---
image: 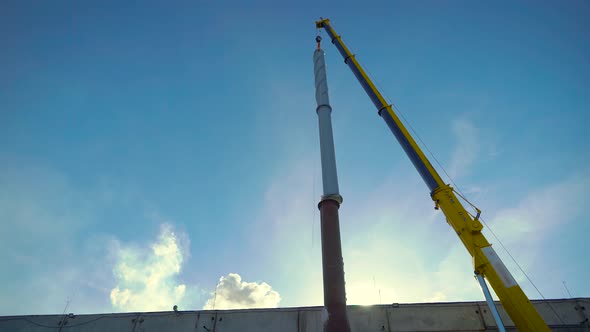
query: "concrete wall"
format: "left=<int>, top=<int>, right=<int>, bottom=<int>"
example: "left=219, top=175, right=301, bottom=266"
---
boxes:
left=1, top=298, right=588, bottom=332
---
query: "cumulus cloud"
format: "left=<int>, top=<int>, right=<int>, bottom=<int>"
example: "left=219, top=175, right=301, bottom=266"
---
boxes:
left=110, top=223, right=190, bottom=312
left=203, top=273, right=281, bottom=310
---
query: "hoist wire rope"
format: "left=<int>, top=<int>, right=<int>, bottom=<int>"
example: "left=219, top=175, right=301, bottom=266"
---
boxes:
left=352, top=51, right=566, bottom=324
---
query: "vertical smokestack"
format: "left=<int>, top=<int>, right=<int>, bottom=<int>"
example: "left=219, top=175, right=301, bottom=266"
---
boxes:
left=313, top=46, right=351, bottom=332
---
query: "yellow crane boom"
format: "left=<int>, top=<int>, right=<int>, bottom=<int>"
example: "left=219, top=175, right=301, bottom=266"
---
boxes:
left=315, top=18, right=550, bottom=331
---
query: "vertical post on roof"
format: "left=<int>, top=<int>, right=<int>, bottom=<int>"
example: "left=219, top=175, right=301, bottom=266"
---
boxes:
left=313, top=37, right=352, bottom=332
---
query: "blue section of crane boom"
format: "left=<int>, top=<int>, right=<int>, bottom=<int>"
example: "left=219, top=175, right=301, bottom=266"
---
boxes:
left=379, top=111, right=439, bottom=190
left=324, top=24, right=440, bottom=191
left=326, top=33, right=382, bottom=110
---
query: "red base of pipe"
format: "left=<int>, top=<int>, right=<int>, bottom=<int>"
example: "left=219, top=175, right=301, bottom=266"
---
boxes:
left=318, top=199, right=351, bottom=332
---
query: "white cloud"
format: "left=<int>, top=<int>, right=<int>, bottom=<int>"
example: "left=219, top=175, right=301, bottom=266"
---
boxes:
left=248, top=111, right=590, bottom=307
left=0, top=164, right=115, bottom=315
left=249, top=157, right=325, bottom=307
left=341, top=172, right=483, bottom=305
left=203, top=273, right=281, bottom=310
left=448, top=118, right=480, bottom=179
left=488, top=175, right=587, bottom=241
left=482, top=173, right=589, bottom=296
left=110, top=223, right=191, bottom=312
left=248, top=153, right=485, bottom=306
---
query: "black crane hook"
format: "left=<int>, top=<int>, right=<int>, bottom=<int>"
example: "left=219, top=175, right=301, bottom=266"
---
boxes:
left=316, top=35, right=322, bottom=49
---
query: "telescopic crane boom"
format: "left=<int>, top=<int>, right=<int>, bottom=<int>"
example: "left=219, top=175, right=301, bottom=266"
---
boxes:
left=315, top=18, right=550, bottom=332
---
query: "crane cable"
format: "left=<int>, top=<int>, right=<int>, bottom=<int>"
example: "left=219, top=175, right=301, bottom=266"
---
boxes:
left=355, top=53, right=567, bottom=325
left=395, top=100, right=567, bottom=325
left=392, top=100, right=567, bottom=326
left=316, top=25, right=323, bottom=50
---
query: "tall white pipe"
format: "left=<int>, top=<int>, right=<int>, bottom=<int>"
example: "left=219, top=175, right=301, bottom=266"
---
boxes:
left=314, top=48, right=340, bottom=198
left=314, top=45, right=351, bottom=332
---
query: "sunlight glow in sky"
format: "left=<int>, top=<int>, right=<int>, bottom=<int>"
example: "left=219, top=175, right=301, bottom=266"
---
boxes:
left=1, top=1, right=588, bottom=314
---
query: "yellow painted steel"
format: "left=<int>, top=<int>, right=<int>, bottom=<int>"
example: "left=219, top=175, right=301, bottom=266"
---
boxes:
left=433, top=185, right=550, bottom=331
left=317, top=18, right=550, bottom=332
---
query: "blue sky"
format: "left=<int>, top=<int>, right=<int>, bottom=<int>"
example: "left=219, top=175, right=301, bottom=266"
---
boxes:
left=1, top=0, right=588, bottom=315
